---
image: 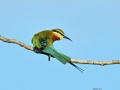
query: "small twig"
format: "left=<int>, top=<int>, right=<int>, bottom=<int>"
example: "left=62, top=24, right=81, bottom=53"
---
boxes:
left=0, top=35, right=120, bottom=66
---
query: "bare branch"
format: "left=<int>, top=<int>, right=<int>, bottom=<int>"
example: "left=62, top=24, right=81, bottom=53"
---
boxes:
left=0, top=35, right=120, bottom=66
left=0, top=35, right=33, bottom=51
left=70, top=59, right=120, bottom=66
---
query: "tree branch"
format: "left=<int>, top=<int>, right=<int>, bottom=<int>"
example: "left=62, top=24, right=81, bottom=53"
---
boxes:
left=0, top=35, right=33, bottom=51
left=0, top=35, right=120, bottom=66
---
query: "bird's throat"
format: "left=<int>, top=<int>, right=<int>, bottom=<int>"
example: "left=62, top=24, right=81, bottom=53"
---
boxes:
left=53, top=32, right=62, bottom=41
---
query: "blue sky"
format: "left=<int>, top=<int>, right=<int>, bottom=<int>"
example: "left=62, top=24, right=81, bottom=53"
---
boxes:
left=0, top=0, right=120, bottom=90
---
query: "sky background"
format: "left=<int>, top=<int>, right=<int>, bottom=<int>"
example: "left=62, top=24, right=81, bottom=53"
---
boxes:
left=0, top=0, right=120, bottom=90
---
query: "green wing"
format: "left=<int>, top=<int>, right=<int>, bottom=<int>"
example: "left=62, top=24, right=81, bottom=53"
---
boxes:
left=39, top=37, right=69, bottom=64
left=43, top=46, right=70, bottom=64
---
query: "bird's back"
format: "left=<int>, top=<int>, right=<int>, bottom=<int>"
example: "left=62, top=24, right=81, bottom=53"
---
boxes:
left=32, top=30, right=54, bottom=49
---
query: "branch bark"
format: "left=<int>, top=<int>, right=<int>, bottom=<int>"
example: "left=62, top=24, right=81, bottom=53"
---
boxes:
left=0, top=35, right=120, bottom=66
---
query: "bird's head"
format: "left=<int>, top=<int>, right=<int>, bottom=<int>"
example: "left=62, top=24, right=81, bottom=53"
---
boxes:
left=52, top=28, right=72, bottom=41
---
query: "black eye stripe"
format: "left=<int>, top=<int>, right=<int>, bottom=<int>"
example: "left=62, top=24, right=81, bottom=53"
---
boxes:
left=53, top=30, right=64, bottom=36
left=59, top=32, right=64, bottom=36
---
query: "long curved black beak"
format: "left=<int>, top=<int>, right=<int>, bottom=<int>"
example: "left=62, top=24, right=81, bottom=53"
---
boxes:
left=63, top=35, right=72, bottom=42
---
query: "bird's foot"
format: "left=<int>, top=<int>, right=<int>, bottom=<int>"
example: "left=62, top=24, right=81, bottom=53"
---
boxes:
left=48, top=55, right=51, bottom=61
left=33, top=47, right=42, bottom=54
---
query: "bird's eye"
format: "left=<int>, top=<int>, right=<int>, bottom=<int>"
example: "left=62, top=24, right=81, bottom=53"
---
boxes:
left=53, top=30, right=59, bottom=33
left=53, top=29, right=57, bottom=32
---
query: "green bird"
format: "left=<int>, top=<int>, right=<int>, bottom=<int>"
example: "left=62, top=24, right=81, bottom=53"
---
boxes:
left=32, top=28, right=84, bottom=72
